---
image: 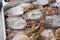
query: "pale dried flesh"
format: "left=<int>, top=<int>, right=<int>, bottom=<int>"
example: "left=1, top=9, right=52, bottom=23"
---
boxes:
left=5, top=0, right=60, bottom=40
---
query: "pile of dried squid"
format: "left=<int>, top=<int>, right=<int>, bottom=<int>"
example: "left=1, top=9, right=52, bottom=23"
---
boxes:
left=5, top=0, right=60, bottom=40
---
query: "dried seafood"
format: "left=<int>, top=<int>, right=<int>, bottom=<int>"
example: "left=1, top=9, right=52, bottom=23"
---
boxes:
left=33, top=0, right=49, bottom=5
left=23, top=10, right=43, bottom=20
left=45, top=15, right=60, bottom=28
left=12, top=32, right=30, bottom=40
left=41, top=29, right=56, bottom=40
left=6, top=17, right=27, bottom=29
left=5, top=3, right=32, bottom=16
left=5, top=0, right=60, bottom=40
